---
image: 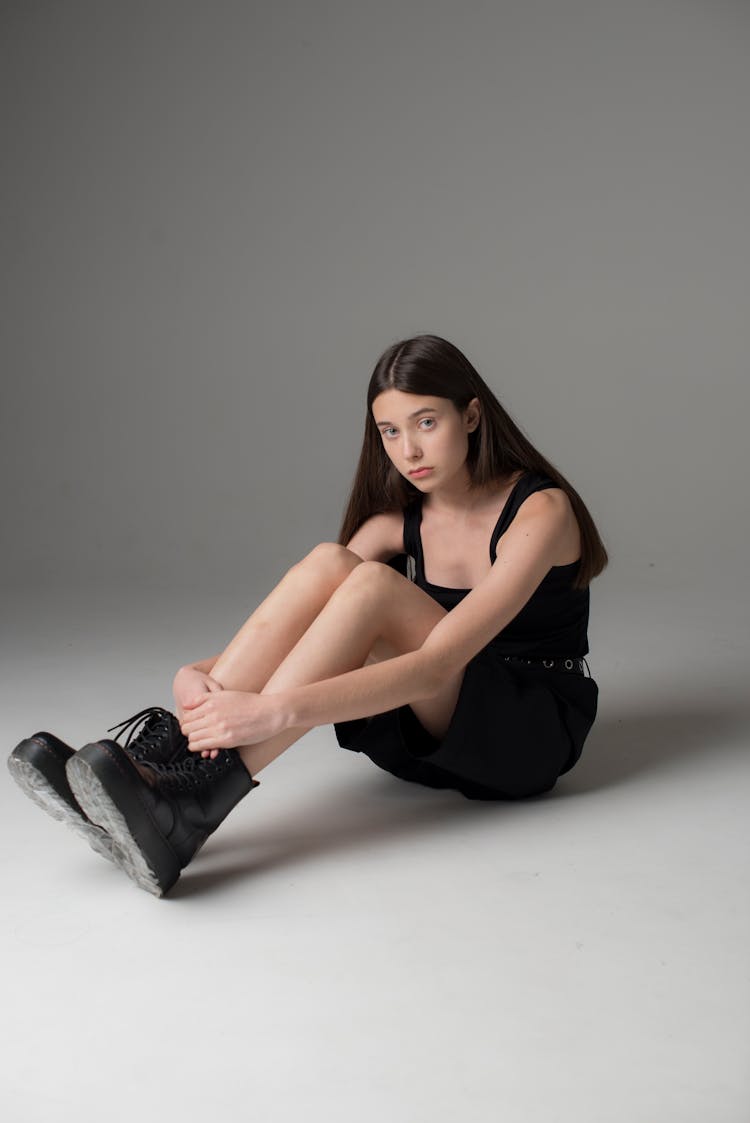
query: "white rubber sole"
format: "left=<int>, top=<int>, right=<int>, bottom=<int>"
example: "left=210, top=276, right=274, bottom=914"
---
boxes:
left=66, top=755, right=166, bottom=898
left=8, top=754, right=119, bottom=866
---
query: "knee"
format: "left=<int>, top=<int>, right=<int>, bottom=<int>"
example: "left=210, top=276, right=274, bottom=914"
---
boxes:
left=299, top=541, right=363, bottom=582
left=335, top=559, right=398, bottom=596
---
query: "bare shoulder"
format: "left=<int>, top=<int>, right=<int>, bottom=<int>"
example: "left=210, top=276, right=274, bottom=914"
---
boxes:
left=514, top=487, right=580, bottom=564
left=522, top=486, right=571, bottom=515
left=344, top=510, right=405, bottom=563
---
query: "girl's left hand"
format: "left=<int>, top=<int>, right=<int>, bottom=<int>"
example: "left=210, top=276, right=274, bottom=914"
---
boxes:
left=179, top=691, right=287, bottom=754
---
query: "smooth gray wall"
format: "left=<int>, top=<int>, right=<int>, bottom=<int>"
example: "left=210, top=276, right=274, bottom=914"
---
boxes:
left=2, top=0, right=749, bottom=596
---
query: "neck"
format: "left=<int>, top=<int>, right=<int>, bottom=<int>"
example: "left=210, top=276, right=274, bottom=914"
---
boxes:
left=423, top=471, right=522, bottom=517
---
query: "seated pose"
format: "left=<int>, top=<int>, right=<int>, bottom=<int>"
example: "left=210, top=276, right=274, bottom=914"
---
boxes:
left=8, top=333, right=607, bottom=897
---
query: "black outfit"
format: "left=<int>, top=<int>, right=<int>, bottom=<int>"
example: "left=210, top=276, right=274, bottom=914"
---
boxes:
left=333, top=471, right=599, bottom=800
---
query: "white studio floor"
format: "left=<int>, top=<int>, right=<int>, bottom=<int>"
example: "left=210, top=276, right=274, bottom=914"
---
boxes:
left=1, top=576, right=748, bottom=1123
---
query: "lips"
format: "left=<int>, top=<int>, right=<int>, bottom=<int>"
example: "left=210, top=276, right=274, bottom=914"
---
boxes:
left=408, top=467, right=433, bottom=476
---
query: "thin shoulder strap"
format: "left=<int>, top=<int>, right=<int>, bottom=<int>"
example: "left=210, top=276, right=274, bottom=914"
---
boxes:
left=402, top=498, right=422, bottom=582
left=489, top=472, right=556, bottom=562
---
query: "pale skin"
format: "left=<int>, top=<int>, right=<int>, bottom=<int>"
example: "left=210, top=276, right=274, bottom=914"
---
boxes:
left=177, top=389, right=582, bottom=776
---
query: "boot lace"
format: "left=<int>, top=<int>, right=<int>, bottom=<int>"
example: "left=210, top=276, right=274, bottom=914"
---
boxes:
left=107, top=706, right=192, bottom=764
left=142, top=751, right=237, bottom=793
left=106, top=705, right=238, bottom=788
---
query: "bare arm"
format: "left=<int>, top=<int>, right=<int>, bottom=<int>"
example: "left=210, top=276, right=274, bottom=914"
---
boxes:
left=284, top=648, right=441, bottom=728
left=186, top=492, right=570, bottom=735
left=284, top=490, right=570, bottom=729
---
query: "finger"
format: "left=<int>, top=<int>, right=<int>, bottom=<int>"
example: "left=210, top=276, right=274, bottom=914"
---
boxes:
left=181, top=713, right=208, bottom=734
left=188, top=735, right=217, bottom=753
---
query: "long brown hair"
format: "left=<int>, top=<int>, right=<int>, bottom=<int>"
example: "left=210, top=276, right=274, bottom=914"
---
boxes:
left=337, top=334, right=608, bottom=589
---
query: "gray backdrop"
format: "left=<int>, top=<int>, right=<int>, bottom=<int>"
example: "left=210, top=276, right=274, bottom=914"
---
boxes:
left=2, top=8, right=749, bottom=1117
left=2, top=0, right=749, bottom=599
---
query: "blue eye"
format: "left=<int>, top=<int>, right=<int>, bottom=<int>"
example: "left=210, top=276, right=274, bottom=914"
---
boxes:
left=381, top=419, right=435, bottom=439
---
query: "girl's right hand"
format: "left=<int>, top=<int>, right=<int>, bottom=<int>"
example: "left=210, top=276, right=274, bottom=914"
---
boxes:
left=172, top=665, right=224, bottom=730
left=173, top=666, right=225, bottom=759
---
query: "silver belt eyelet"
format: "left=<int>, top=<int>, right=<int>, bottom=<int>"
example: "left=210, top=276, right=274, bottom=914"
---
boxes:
left=543, top=659, right=554, bottom=668
left=565, top=659, right=574, bottom=670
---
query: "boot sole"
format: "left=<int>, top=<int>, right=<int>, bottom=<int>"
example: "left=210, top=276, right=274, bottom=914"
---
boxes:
left=8, top=750, right=119, bottom=866
left=67, top=744, right=181, bottom=898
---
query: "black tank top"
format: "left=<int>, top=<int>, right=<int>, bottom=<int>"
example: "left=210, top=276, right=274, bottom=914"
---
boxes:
left=401, top=471, right=591, bottom=657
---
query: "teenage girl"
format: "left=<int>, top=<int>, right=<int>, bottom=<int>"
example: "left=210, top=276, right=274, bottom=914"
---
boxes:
left=9, top=334, right=607, bottom=896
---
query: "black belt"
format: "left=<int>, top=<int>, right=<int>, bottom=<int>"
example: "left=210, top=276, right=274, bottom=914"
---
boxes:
left=500, top=655, right=589, bottom=676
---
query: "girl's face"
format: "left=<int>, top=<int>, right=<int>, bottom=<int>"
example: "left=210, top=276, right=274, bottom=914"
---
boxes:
left=371, top=389, right=480, bottom=491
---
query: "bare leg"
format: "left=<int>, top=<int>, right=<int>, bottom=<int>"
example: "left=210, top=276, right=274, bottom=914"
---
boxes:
left=209, top=560, right=464, bottom=777
left=205, top=542, right=365, bottom=693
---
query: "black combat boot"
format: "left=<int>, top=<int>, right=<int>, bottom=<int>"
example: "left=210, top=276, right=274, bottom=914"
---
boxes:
left=7, top=707, right=200, bottom=867
left=8, top=733, right=117, bottom=864
left=66, top=737, right=259, bottom=897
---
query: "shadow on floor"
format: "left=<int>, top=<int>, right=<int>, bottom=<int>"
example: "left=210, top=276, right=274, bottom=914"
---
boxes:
left=561, top=691, right=749, bottom=794
left=170, top=775, right=503, bottom=898
left=169, top=688, right=750, bottom=899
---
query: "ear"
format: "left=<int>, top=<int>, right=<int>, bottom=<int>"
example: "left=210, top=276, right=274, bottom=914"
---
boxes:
left=465, top=397, right=480, bottom=432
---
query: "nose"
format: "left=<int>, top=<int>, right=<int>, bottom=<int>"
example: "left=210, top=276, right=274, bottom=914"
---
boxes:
left=402, top=432, right=421, bottom=461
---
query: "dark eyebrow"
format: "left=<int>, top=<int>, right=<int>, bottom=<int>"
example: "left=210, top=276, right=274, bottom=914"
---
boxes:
left=374, top=407, right=438, bottom=427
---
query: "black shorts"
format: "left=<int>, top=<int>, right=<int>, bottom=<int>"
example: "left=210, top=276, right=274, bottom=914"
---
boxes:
left=333, top=647, right=599, bottom=801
